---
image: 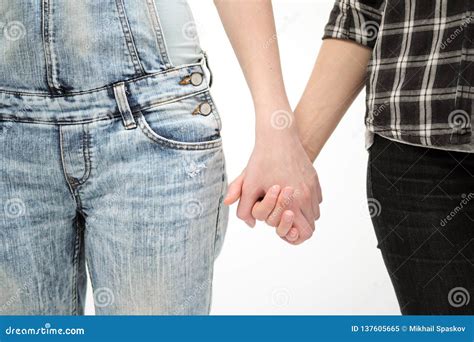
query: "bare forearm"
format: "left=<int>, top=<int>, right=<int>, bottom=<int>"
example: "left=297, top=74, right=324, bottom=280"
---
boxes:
left=295, top=39, right=372, bottom=161
left=214, top=0, right=292, bottom=139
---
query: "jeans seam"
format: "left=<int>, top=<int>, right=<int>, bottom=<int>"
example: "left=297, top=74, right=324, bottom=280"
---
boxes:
left=136, top=112, right=223, bottom=150
left=71, top=216, right=82, bottom=315
left=0, top=88, right=209, bottom=125
left=204, top=92, right=222, bottom=132
left=145, top=0, right=172, bottom=68
left=0, top=62, right=203, bottom=97
left=59, top=126, right=91, bottom=200
left=75, top=125, right=92, bottom=186
left=59, top=126, right=78, bottom=198
left=41, top=0, right=62, bottom=93
left=213, top=157, right=226, bottom=258
left=114, top=0, right=146, bottom=75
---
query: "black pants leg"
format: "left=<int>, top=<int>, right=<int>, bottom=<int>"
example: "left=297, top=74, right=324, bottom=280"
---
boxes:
left=367, top=134, right=474, bottom=314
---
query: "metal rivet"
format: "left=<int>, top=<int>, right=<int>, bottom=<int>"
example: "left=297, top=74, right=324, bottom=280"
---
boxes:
left=190, top=73, right=203, bottom=86
left=199, top=102, right=212, bottom=116
left=179, top=76, right=191, bottom=85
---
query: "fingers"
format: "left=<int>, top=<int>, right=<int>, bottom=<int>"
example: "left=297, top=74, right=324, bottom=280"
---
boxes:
left=276, top=210, right=294, bottom=237
left=237, top=187, right=264, bottom=228
left=285, top=228, right=299, bottom=242
left=310, top=182, right=321, bottom=221
left=288, top=211, right=314, bottom=245
left=224, top=172, right=245, bottom=205
left=252, top=185, right=281, bottom=221
left=315, top=172, right=323, bottom=204
left=266, top=187, right=295, bottom=227
left=301, top=205, right=316, bottom=231
left=296, top=186, right=317, bottom=229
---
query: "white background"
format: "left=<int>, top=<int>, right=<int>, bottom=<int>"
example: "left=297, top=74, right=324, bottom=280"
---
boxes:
left=85, top=0, right=400, bottom=315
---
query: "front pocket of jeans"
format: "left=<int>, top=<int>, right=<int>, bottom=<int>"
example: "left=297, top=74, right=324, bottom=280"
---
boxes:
left=136, top=91, right=222, bottom=150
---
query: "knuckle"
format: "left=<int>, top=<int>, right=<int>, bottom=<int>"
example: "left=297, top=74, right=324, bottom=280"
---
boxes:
left=265, top=218, right=278, bottom=227
left=236, top=212, right=249, bottom=221
left=278, top=196, right=289, bottom=208
left=301, top=230, right=313, bottom=240
left=299, top=187, right=310, bottom=201
left=276, top=229, right=286, bottom=238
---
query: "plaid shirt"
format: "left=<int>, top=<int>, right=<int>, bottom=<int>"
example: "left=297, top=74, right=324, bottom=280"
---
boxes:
left=323, top=0, right=473, bottom=146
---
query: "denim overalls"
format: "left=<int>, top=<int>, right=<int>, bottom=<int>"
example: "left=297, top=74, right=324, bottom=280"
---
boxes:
left=0, top=0, right=228, bottom=315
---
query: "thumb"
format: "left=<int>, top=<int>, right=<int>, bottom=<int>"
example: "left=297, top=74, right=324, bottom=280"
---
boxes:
left=224, top=171, right=245, bottom=205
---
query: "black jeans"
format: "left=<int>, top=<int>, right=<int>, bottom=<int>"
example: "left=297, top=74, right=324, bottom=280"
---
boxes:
left=367, top=134, right=474, bottom=315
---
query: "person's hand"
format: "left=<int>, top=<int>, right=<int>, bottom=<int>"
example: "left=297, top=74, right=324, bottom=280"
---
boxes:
left=226, top=181, right=303, bottom=243
left=225, top=110, right=322, bottom=245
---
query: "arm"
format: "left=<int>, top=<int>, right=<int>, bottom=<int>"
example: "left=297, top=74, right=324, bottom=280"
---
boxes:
left=296, top=0, right=385, bottom=160
left=215, top=0, right=320, bottom=244
left=214, top=0, right=289, bottom=120
left=296, top=39, right=372, bottom=161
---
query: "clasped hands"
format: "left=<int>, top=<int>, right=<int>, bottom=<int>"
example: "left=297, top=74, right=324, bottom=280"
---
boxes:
left=224, top=109, right=322, bottom=245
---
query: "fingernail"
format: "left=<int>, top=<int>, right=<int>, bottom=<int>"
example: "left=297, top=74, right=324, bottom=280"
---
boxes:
left=245, top=220, right=255, bottom=228
left=284, top=213, right=293, bottom=223
left=270, top=185, right=280, bottom=195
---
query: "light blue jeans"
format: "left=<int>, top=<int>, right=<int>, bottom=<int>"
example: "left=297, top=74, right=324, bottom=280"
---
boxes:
left=0, top=0, right=228, bottom=315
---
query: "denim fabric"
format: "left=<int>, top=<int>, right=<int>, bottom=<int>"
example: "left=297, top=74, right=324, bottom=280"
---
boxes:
left=0, top=0, right=228, bottom=315
left=367, top=134, right=474, bottom=314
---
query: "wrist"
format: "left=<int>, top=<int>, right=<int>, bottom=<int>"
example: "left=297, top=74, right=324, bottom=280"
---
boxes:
left=255, top=111, right=298, bottom=142
left=301, top=141, right=319, bottom=162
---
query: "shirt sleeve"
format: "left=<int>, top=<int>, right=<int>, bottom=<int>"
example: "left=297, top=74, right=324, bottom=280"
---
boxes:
left=323, top=0, right=386, bottom=49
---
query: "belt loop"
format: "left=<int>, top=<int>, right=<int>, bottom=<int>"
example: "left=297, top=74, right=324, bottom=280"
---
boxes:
left=113, top=83, right=137, bottom=130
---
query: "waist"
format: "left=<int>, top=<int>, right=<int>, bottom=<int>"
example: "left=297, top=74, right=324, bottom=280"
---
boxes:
left=0, top=61, right=210, bottom=124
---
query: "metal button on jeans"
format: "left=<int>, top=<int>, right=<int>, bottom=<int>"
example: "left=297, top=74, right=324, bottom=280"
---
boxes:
left=193, top=102, right=212, bottom=116
left=190, top=73, right=203, bottom=86
left=179, top=73, right=204, bottom=86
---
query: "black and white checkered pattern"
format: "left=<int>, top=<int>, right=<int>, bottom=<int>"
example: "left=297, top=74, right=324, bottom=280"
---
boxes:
left=324, top=0, right=473, bottom=146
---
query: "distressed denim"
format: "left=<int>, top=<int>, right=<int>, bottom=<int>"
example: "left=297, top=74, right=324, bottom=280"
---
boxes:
left=0, top=0, right=228, bottom=315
